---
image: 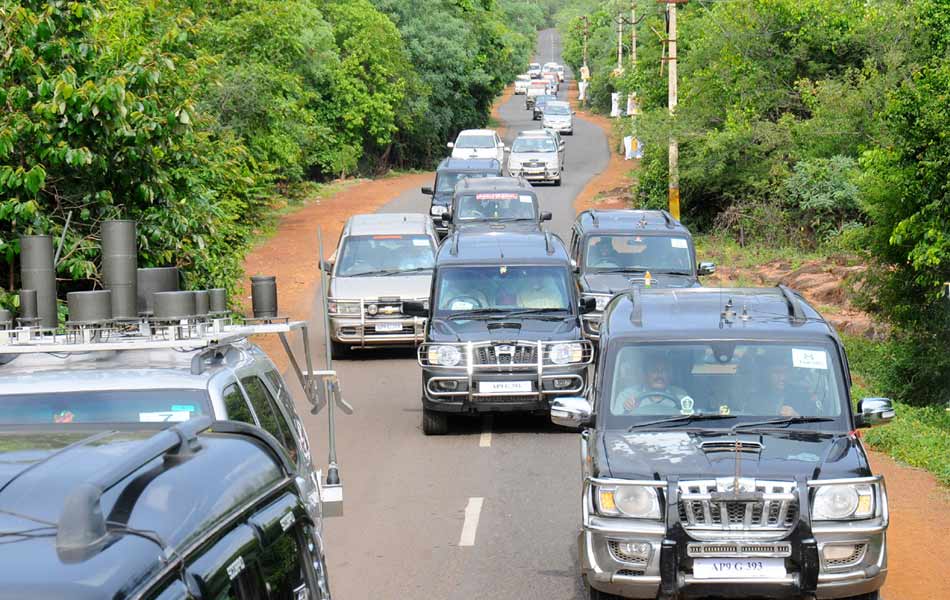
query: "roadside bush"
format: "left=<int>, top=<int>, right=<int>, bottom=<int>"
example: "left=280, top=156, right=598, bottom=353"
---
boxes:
left=781, top=156, right=863, bottom=244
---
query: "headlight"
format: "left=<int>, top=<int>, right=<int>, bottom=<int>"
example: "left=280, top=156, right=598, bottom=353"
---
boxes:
left=329, top=301, right=360, bottom=315
left=596, top=485, right=661, bottom=519
left=813, top=483, right=875, bottom=520
left=430, top=205, right=447, bottom=216
left=427, top=345, right=461, bottom=366
left=549, top=342, right=584, bottom=364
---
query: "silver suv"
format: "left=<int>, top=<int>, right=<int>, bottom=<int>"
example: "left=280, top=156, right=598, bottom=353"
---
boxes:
left=324, top=213, right=439, bottom=358
left=508, top=132, right=564, bottom=185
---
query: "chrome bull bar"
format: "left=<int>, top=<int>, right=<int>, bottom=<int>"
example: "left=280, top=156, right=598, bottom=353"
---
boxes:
left=328, top=297, right=427, bottom=347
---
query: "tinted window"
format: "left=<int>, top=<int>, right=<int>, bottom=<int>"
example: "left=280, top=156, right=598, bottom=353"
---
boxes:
left=242, top=377, right=297, bottom=462
left=435, top=266, right=572, bottom=313
left=0, top=389, right=210, bottom=425
left=604, top=342, right=846, bottom=426
left=455, top=192, right=538, bottom=221
left=258, top=525, right=313, bottom=599
left=335, top=235, right=435, bottom=277
left=223, top=384, right=255, bottom=425
left=585, top=234, right=693, bottom=274
left=435, top=171, right=491, bottom=193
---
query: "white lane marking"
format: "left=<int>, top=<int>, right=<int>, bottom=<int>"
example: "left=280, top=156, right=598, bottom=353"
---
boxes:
left=479, top=416, right=493, bottom=447
left=458, top=497, right=484, bottom=547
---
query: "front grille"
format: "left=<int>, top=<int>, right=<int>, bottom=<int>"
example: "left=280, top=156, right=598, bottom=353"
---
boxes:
left=475, top=344, right=537, bottom=366
left=678, top=479, right=798, bottom=540
left=824, top=544, right=867, bottom=569
left=616, top=569, right=645, bottom=577
left=608, top=541, right=649, bottom=565
left=365, top=324, right=413, bottom=334
left=687, top=542, right=792, bottom=558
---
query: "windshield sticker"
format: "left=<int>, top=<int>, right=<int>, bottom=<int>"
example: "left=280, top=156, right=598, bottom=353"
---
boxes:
left=475, top=193, right=518, bottom=201
left=171, top=405, right=195, bottom=412
left=671, top=238, right=688, bottom=248
left=691, top=363, right=737, bottom=374
left=139, top=411, right=192, bottom=423
left=372, top=235, right=403, bottom=240
left=792, top=348, right=828, bottom=370
left=450, top=300, right=475, bottom=310
left=679, top=396, right=695, bottom=415
left=412, top=239, right=429, bottom=247
left=719, top=404, right=731, bottom=415
left=519, top=194, right=533, bottom=203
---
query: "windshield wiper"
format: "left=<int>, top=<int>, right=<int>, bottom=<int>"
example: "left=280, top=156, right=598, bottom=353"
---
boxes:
left=653, top=270, right=692, bottom=276
left=731, top=416, right=835, bottom=432
left=501, top=308, right=570, bottom=319
left=445, top=308, right=508, bottom=320
left=627, top=413, right=736, bottom=431
left=346, top=267, right=431, bottom=277
left=591, top=267, right=648, bottom=274
left=380, top=267, right=432, bottom=276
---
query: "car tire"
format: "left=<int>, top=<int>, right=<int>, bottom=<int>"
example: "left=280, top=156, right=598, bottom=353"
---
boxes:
left=422, top=408, right=449, bottom=435
left=330, top=341, right=352, bottom=361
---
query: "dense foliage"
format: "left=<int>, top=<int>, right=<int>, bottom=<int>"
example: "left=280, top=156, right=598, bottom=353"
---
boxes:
left=0, top=0, right=532, bottom=303
left=558, top=0, right=949, bottom=406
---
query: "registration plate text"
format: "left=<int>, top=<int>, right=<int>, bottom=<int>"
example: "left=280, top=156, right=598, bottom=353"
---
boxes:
left=478, top=381, right=532, bottom=394
left=692, top=557, right=786, bottom=579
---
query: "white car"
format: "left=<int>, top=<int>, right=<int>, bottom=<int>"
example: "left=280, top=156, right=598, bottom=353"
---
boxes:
left=527, top=62, right=542, bottom=79
left=507, top=133, right=564, bottom=186
left=448, top=129, right=506, bottom=163
left=514, top=74, right=531, bottom=95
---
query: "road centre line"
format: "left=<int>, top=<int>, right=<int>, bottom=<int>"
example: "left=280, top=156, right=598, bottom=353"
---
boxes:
left=458, top=497, right=484, bottom=547
left=479, top=416, right=493, bottom=447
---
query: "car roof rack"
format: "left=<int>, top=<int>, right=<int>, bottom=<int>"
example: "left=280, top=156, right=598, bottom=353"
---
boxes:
left=449, top=231, right=460, bottom=256
left=660, top=210, right=676, bottom=229
left=587, top=209, right=599, bottom=228
left=776, top=284, right=807, bottom=324
left=56, top=416, right=213, bottom=563
left=629, top=287, right=643, bottom=327
left=544, top=231, right=555, bottom=255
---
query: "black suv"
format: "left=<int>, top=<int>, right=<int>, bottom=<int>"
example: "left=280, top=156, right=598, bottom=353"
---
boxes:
left=422, top=158, right=503, bottom=238
left=569, top=209, right=715, bottom=340
left=440, top=176, right=552, bottom=237
left=405, top=230, right=596, bottom=435
left=552, top=286, right=894, bottom=600
left=0, top=417, right=332, bottom=599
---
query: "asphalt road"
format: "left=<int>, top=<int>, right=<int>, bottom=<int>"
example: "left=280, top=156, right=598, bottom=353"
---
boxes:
left=297, top=29, right=611, bottom=600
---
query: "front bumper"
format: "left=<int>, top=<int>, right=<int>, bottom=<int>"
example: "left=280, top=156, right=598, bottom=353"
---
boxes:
left=328, top=300, right=427, bottom=347
left=581, top=478, right=888, bottom=599
left=419, top=340, right=592, bottom=414
left=509, top=166, right=560, bottom=183
left=543, top=122, right=573, bottom=134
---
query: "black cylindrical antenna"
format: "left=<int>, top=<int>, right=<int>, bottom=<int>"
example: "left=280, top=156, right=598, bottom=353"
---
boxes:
left=101, top=220, right=138, bottom=320
left=20, top=235, right=58, bottom=329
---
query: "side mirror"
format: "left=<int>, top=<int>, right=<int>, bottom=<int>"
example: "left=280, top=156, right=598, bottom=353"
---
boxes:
left=321, top=260, right=333, bottom=274
left=440, top=212, right=452, bottom=224
left=541, top=211, right=552, bottom=222
left=570, top=258, right=579, bottom=273
left=446, top=142, right=455, bottom=149
left=579, top=296, right=596, bottom=314
left=698, top=261, right=716, bottom=276
left=551, top=397, right=592, bottom=429
left=855, top=397, right=895, bottom=428
left=402, top=300, right=428, bottom=318
left=421, top=186, right=434, bottom=195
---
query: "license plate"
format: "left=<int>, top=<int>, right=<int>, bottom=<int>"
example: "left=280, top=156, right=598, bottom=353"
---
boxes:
left=478, top=381, right=532, bottom=394
left=692, top=558, right=786, bottom=579
left=374, top=322, right=403, bottom=332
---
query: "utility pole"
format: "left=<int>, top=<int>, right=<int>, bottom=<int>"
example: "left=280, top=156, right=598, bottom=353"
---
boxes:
left=664, top=0, right=681, bottom=220
left=631, top=1, right=637, bottom=64
left=617, top=12, right=624, bottom=71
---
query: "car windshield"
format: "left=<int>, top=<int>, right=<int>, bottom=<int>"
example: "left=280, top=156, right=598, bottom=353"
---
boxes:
left=585, top=234, right=693, bottom=274
left=435, top=171, right=492, bottom=193
left=511, top=137, right=557, bottom=153
left=435, top=266, right=572, bottom=313
left=536, top=95, right=555, bottom=106
left=545, top=104, right=571, bottom=116
left=336, top=235, right=435, bottom=276
left=529, top=63, right=540, bottom=70
left=0, top=389, right=211, bottom=425
left=602, top=342, right=846, bottom=429
left=454, top=191, right=538, bottom=221
left=455, top=135, right=496, bottom=149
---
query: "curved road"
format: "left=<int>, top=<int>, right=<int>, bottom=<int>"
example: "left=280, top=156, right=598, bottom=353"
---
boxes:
left=299, top=29, right=610, bottom=599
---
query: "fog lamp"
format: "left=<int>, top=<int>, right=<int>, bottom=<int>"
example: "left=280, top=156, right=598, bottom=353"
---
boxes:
left=438, top=380, right=459, bottom=391
left=617, top=541, right=652, bottom=561
left=553, top=378, right=573, bottom=389
left=822, top=544, right=859, bottom=562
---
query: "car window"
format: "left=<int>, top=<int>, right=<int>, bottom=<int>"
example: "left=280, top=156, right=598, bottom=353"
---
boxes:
left=223, top=383, right=256, bottom=425
left=241, top=376, right=298, bottom=463
left=511, top=137, right=557, bottom=153
left=335, top=235, right=435, bottom=277
left=0, top=389, right=210, bottom=425
left=604, top=342, right=846, bottom=425
left=455, top=192, right=538, bottom=221
left=436, top=171, right=491, bottom=193
left=585, top=234, right=693, bottom=274
left=258, top=525, right=315, bottom=600
left=455, top=135, right=496, bottom=149
left=435, top=265, right=572, bottom=312
left=264, top=370, right=312, bottom=463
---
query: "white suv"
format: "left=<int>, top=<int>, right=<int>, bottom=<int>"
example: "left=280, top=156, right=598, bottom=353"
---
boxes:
left=448, top=129, right=506, bottom=163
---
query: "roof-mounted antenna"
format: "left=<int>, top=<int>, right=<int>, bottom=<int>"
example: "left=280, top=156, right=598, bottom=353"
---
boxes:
left=721, top=297, right=736, bottom=324
left=589, top=209, right=599, bottom=228
left=544, top=231, right=555, bottom=255
left=450, top=231, right=460, bottom=256
left=777, top=284, right=807, bottom=324
left=630, top=286, right=643, bottom=327
left=660, top=210, right=676, bottom=229
left=637, top=213, right=649, bottom=228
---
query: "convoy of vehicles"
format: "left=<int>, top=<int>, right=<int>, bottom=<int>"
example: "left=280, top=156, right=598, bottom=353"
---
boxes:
left=0, top=54, right=898, bottom=599
left=448, top=129, right=507, bottom=162
left=552, top=286, right=892, bottom=600
left=324, top=213, right=438, bottom=358
left=423, top=157, right=503, bottom=238
left=404, top=230, right=595, bottom=435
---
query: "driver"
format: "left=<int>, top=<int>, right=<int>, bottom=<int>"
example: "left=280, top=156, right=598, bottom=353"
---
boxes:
left=614, top=353, right=690, bottom=415
left=588, top=237, right=623, bottom=267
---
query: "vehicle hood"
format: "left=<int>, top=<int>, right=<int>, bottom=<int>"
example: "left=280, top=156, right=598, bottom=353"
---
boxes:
left=452, top=148, right=498, bottom=160
left=543, top=114, right=572, bottom=122
left=509, top=151, right=558, bottom=165
left=598, top=429, right=869, bottom=481
left=330, top=275, right=432, bottom=301
left=428, top=316, right=580, bottom=343
left=581, top=272, right=698, bottom=293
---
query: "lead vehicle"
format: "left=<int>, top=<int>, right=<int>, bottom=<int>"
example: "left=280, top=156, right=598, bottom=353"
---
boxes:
left=554, top=287, right=893, bottom=600
left=405, top=231, right=596, bottom=435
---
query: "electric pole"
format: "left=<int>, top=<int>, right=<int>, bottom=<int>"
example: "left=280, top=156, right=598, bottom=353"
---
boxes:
left=617, top=12, right=624, bottom=71
left=664, top=0, right=681, bottom=220
left=631, top=1, right=637, bottom=64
